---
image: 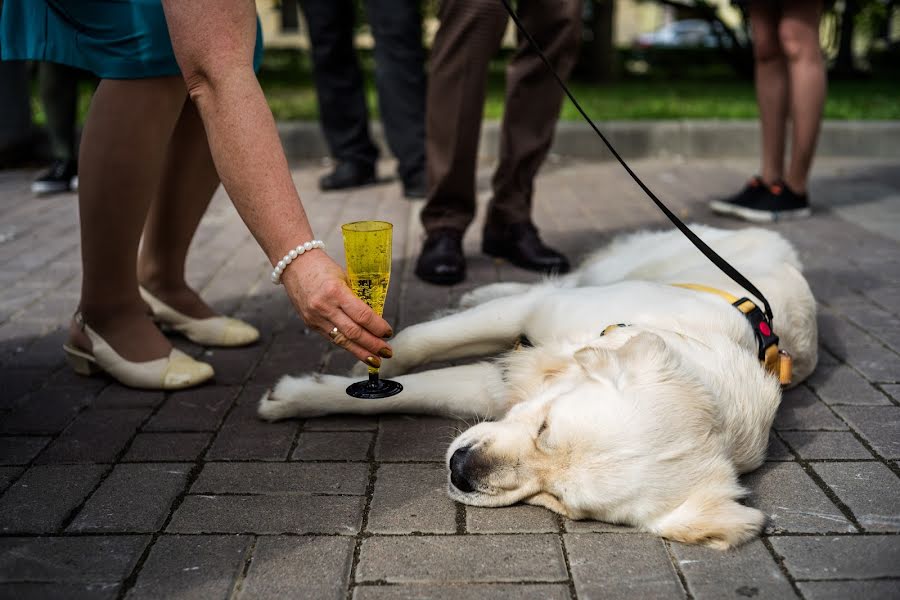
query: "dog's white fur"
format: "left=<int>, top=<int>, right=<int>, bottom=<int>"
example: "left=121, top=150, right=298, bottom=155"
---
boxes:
left=259, top=225, right=818, bottom=549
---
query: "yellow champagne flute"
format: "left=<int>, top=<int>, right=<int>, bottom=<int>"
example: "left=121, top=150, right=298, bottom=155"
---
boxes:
left=341, top=221, right=403, bottom=399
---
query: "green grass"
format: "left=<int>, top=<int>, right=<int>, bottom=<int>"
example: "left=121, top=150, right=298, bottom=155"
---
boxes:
left=35, top=49, right=900, bottom=125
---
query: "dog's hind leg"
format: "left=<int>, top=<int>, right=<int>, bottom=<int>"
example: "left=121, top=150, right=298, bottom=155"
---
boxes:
left=259, top=363, right=508, bottom=421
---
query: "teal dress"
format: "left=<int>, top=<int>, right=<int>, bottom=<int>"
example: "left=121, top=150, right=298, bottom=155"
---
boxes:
left=0, top=0, right=263, bottom=79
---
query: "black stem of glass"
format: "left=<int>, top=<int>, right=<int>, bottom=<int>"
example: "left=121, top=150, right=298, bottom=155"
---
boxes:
left=346, top=371, right=403, bottom=399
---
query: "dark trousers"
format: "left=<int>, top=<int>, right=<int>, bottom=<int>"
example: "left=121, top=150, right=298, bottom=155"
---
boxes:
left=300, top=0, right=426, bottom=181
left=421, top=0, right=582, bottom=233
left=39, top=62, right=81, bottom=161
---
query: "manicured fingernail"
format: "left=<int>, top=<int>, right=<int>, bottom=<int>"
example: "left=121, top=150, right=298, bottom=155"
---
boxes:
left=378, top=348, right=393, bottom=359
left=384, top=329, right=394, bottom=338
left=366, top=356, right=381, bottom=368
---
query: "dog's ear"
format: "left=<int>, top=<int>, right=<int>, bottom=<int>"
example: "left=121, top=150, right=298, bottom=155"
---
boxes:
left=573, top=346, right=618, bottom=380
left=617, top=331, right=668, bottom=363
left=575, top=331, right=669, bottom=381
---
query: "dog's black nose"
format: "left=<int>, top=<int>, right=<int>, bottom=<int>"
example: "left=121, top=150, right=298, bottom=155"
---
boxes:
left=450, top=446, right=475, bottom=493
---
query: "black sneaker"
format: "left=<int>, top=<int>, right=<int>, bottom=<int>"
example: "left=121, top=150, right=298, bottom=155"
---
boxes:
left=32, top=159, right=78, bottom=195
left=709, top=176, right=768, bottom=218
left=720, top=182, right=812, bottom=222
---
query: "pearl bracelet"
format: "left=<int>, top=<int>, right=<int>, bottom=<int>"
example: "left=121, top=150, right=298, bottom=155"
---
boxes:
left=270, top=239, right=326, bottom=284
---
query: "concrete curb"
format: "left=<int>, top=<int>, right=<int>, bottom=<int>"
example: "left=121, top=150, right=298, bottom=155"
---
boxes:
left=279, top=119, right=900, bottom=162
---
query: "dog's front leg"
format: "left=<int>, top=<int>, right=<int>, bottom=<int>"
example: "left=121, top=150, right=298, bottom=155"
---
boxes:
left=259, top=363, right=508, bottom=421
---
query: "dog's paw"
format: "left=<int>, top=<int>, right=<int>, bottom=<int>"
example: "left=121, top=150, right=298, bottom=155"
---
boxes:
left=257, top=375, right=334, bottom=421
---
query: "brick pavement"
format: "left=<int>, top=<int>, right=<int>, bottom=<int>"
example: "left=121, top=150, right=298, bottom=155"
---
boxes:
left=0, top=156, right=898, bottom=599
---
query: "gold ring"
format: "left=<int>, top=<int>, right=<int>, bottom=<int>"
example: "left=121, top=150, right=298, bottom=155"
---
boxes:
left=329, top=326, right=340, bottom=341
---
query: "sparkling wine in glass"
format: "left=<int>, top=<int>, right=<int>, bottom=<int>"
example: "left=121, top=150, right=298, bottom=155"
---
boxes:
left=341, top=220, right=403, bottom=399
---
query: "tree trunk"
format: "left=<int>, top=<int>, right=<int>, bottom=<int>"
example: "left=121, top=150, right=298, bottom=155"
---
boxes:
left=833, top=0, right=859, bottom=76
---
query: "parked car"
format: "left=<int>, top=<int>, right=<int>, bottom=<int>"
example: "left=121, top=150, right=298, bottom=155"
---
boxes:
left=634, top=19, right=733, bottom=49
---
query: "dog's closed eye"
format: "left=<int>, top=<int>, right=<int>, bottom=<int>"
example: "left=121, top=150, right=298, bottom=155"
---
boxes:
left=536, top=419, right=549, bottom=438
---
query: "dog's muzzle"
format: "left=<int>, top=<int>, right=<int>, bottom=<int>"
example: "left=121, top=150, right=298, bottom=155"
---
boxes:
left=449, top=446, right=476, bottom=493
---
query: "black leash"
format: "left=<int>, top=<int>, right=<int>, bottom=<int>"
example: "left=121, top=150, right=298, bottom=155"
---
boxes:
left=498, top=0, right=775, bottom=323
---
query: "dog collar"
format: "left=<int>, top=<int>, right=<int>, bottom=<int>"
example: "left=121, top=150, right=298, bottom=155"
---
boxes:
left=670, top=283, right=791, bottom=385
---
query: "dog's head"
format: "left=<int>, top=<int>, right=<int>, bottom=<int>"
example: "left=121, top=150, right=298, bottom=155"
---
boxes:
left=446, top=330, right=767, bottom=549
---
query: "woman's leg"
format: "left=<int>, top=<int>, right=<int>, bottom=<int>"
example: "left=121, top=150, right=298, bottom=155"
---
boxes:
left=779, top=0, right=827, bottom=194
left=137, top=100, right=219, bottom=319
left=73, top=77, right=187, bottom=362
left=749, top=1, right=789, bottom=185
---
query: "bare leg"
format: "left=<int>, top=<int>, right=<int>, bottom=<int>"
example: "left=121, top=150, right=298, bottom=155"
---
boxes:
left=779, top=0, right=826, bottom=194
left=749, top=2, right=788, bottom=185
left=138, top=100, right=219, bottom=319
left=73, top=77, right=188, bottom=362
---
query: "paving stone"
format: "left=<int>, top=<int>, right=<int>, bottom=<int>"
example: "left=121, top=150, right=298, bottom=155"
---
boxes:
left=773, top=386, right=847, bottom=431
left=122, top=432, right=212, bottom=462
left=200, top=345, right=266, bottom=385
left=190, top=462, right=368, bottom=495
left=466, top=504, right=559, bottom=533
left=880, top=383, right=899, bottom=403
left=812, top=462, right=900, bottom=532
left=0, top=464, right=107, bottom=533
left=68, top=463, right=192, bottom=533
left=770, top=535, right=900, bottom=580
left=167, top=494, right=365, bottom=534
left=376, top=416, right=457, bottom=462
left=564, top=533, right=685, bottom=599
left=797, top=580, right=900, bottom=599
left=368, top=464, right=457, bottom=534
left=670, top=539, right=795, bottom=599
left=0, top=436, right=49, bottom=464
left=779, top=431, right=874, bottom=460
left=807, top=364, right=891, bottom=406
left=36, top=408, right=149, bottom=464
left=0, top=467, right=21, bottom=493
left=0, top=582, right=119, bottom=600
left=357, top=535, right=567, bottom=583
left=766, top=432, right=795, bottom=461
left=126, top=535, right=250, bottom=600
left=206, top=399, right=298, bottom=461
left=0, top=535, right=149, bottom=583
left=303, top=415, right=379, bottom=431
left=238, top=536, right=354, bottom=600
left=832, top=405, right=900, bottom=458
left=143, top=386, right=238, bottom=431
left=353, top=584, right=572, bottom=600
left=92, top=387, right=164, bottom=409
left=742, top=462, right=855, bottom=533
left=0, top=388, right=94, bottom=434
left=0, top=367, right=48, bottom=408
left=292, top=430, right=373, bottom=460
left=563, top=519, right=637, bottom=533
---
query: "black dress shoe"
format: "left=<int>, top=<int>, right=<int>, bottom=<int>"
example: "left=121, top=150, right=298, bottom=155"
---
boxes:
left=415, top=229, right=466, bottom=285
left=402, top=170, right=426, bottom=199
left=319, top=162, right=376, bottom=191
left=482, top=222, right=570, bottom=274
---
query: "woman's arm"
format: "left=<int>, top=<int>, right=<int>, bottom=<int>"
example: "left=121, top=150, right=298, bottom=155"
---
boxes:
left=161, top=0, right=392, bottom=365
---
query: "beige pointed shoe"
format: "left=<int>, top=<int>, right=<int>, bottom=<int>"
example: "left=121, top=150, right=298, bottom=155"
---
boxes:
left=139, top=286, right=260, bottom=347
left=63, top=312, right=214, bottom=390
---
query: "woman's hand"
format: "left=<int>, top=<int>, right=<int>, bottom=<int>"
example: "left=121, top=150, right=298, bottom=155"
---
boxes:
left=281, top=250, right=393, bottom=366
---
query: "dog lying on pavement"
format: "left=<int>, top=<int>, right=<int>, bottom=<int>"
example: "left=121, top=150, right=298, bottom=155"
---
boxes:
left=259, top=225, right=818, bottom=549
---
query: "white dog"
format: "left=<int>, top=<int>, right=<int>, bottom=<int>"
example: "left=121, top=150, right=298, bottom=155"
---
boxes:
left=259, top=225, right=818, bottom=549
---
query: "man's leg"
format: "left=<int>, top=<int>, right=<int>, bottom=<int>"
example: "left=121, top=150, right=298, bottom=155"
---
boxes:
left=32, top=62, right=81, bottom=194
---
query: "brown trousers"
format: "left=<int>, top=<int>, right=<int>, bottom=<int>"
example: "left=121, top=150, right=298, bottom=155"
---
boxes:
left=421, top=0, right=582, bottom=234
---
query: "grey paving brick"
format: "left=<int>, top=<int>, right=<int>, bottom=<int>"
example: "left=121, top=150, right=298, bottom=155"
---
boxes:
left=0, top=388, right=94, bottom=434
left=797, top=580, right=900, bottom=600
left=376, top=416, right=456, bottom=462
left=68, top=463, right=192, bottom=533
left=771, top=535, right=900, bottom=580
left=238, top=536, right=354, bottom=600
left=564, top=533, right=685, bottom=599
left=670, top=539, right=795, bottom=599
left=808, top=364, right=891, bottom=406
left=122, top=432, right=212, bottom=462
left=881, top=383, right=900, bottom=403
left=92, top=387, right=164, bottom=409
left=0, top=367, right=47, bottom=408
left=190, top=462, right=368, bottom=495
left=36, top=408, right=149, bottom=464
left=0, top=436, right=49, bottom=464
left=0, top=464, right=107, bottom=533
left=167, top=494, right=365, bottom=534
left=0, top=535, right=149, bottom=583
left=143, top=386, right=238, bottom=431
left=0, top=467, right=21, bottom=493
left=353, top=584, right=571, bottom=600
left=292, top=430, right=373, bottom=460
left=0, top=582, right=119, bottom=600
left=303, top=415, right=380, bottom=431
left=201, top=345, right=266, bottom=385
left=125, top=535, right=250, bottom=600
left=812, top=462, right=900, bottom=532
left=563, top=518, right=636, bottom=533
left=368, top=464, right=456, bottom=534
left=780, top=431, right=874, bottom=459
left=743, top=462, right=855, bottom=533
left=766, top=432, right=795, bottom=461
left=357, top=535, right=567, bottom=583
left=467, top=505, right=559, bottom=533
left=206, top=399, right=298, bottom=461
left=832, top=405, right=900, bottom=458
left=774, top=386, right=847, bottom=431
